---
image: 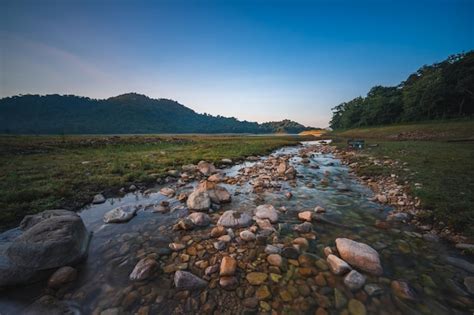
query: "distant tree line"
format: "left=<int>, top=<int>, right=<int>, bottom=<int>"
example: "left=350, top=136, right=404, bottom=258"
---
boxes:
left=330, top=51, right=474, bottom=129
left=0, top=93, right=313, bottom=134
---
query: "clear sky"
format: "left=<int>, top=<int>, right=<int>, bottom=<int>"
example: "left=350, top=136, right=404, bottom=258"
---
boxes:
left=1, top=0, right=473, bottom=127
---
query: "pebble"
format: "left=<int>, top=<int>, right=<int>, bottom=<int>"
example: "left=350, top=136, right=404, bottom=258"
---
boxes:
left=344, top=270, right=366, bottom=291
left=129, top=258, right=158, bottom=281
left=169, top=243, right=186, bottom=251
left=219, top=276, right=238, bottom=290
left=264, top=245, right=281, bottom=254
left=240, top=230, right=256, bottom=241
left=255, top=285, right=271, bottom=300
left=220, top=256, right=237, bottom=276
left=246, top=272, right=268, bottom=285
left=391, top=280, right=417, bottom=300
left=281, top=247, right=299, bottom=259
left=364, top=283, right=383, bottom=296
left=47, top=266, right=77, bottom=289
left=298, top=211, right=313, bottom=222
left=327, top=254, right=351, bottom=275
left=210, top=226, right=226, bottom=238
left=348, top=298, right=367, bottom=315
left=267, top=254, right=283, bottom=267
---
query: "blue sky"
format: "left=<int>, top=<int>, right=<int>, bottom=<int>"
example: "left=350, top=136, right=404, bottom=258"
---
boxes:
left=1, top=0, right=473, bottom=127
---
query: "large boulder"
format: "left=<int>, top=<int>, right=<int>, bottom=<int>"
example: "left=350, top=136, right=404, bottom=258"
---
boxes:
left=197, top=161, right=216, bottom=176
left=186, top=191, right=211, bottom=211
left=208, top=186, right=232, bottom=204
left=217, top=210, right=253, bottom=228
left=335, top=238, right=383, bottom=275
left=103, top=205, right=138, bottom=223
left=255, top=205, right=279, bottom=223
left=20, top=209, right=74, bottom=231
left=129, top=258, right=159, bottom=281
left=7, top=214, right=90, bottom=270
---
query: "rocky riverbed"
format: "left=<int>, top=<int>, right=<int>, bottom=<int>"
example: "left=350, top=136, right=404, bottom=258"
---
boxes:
left=0, top=140, right=473, bottom=314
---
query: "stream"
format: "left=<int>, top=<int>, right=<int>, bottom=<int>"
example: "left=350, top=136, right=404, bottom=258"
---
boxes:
left=0, top=140, right=473, bottom=314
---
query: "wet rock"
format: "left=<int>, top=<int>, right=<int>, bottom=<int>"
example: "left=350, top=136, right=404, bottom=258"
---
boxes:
left=103, top=205, right=138, bottom=223
left=219, top=276, right=238, bottom=290
left=47, top=266, right=77, bottom=289
left=23, top=295, right=82, bottom=315
left=293, top=222, right=312, bottom=233
left=464, top=277, right=474, bottom=294
left=19, top=210, right=74, bottom=231
left=218, top=235, right=231, bottom=242
left=387, top=212, right=409, bottom=222
left=264, top=245, right=281, bottom=254
left=344, top=270, right=366, bottom=291
left=445, top=256, right=474, bottom=273
left=208, top=186, right=232, bottom=204
left=6, top=212, right=90, bottom=271
left=335, top=238, right=383, bottom=275
left=92, top=194, right=106, bottom=204
left=186, top=191, right=211, bottom=211
left=129, top=258, right=158, bottom=281
left=210, top=226, right=226, bottom=238
left=298, top=211, right=313, bottom=222
left=255, top=285, right=271, bottom=300
left=207, top=173, right=223, bottom=182
left=240, top=230, right=256, bottom=241
left=197, top=161, right=216, bottom=175
left=159, top=187, right=175, bottom=197
left=255, top=218, right=274, bottom=231
left=334, top=288, right=347, bottom=309
left=220, top=256, right=237, bottom=276
left=391, top=280, right=417, bottom=300
left=323, top=246, right=333, bottom=257
left=205, top=264, right=219, bottom=276
left=242, top=297, right=258, bottom=309
left=327, top=254, right=351, bottom=275
left=314, top=206, right=326, bottom=213
left=246, top=272, right=268, bottom=285
left=255, top=205, right=279, bottom=223
left=213, top=241, right=226, bottom=250
left=174, top=271, right=207, bottom=290
left=267, top=254, right=283, bottom=267
left=364, top=283, right=383, bottom=296
left=217, top=210, right=253, bottom=228
left=281, top=247, right=299, bottom=259
left=169, top=243, right=186, bottom=251
left=376, top=194, right=388, bottom=203
left=187, top=212, right=211, bottom=227
left=175, top=218, right=194, bottom=230
left=348, top=298, right=366, bottom=315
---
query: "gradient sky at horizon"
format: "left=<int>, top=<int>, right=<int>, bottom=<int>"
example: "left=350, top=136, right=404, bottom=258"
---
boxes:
left=1, top=0, right=473, bottom=127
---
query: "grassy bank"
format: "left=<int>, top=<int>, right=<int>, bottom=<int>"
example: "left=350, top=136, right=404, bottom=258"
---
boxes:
left=329, top=120, right=474, bottom=235
left=0, top=134, right=307, bottom=230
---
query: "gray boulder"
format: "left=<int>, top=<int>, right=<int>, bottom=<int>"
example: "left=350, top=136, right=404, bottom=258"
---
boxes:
left=7, top=214, right=90, bottom=270
left=217, top=210, right=253, bottom=228
left=20, top=209, right=74, bottom=231
left=174, top=270, right=207, bottom=290
left=186, top=191, right=211, bottom=211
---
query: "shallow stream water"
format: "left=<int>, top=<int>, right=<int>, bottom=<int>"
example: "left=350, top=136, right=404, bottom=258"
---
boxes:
left=1, top=141, right=473, bottom=314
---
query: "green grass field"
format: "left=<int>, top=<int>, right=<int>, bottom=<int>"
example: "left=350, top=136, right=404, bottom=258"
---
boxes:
left=329, top=120, right=474, bottom=235
left=0, top=135, right=307, bottom=230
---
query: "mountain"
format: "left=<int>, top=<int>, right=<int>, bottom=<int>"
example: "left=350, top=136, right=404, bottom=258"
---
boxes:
left=0, top=93, right=313, bottom=134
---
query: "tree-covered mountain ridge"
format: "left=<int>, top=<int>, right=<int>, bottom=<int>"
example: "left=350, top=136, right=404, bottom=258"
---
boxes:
left=0, top=93, right=314, bottom=134
left=330, top=50, right=474, bottom=129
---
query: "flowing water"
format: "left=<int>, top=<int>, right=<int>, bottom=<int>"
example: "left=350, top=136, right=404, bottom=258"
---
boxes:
left=0, top=141, right=473, bottom=314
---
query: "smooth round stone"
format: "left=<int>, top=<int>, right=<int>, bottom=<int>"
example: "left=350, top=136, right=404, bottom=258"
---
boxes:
left=267, top=254, right=283, bottom=267
left=240, top=230, right=256, bottom=241
left=220, top=256, right=237, bottom=276
left=264, top=245, right=281, bottom=254
left=281, top=247, right=299, bottom=259
left=129, top=258, right=158, bottom=281
left=246, top=272, right=268, bottom=285
left=47, top=266, right=77, bottom=289
left=219, top=276, right=238, bottom=290
left=348, top=298, right=366, bottom=315
left=344, top=270, right=366, bottom=291
left=327, top=254, right=351, bottom=275
left=391, top=280, right=417, bottom=300
left=255, top=285, right=272, bottom=300
left=364, top=283, right=383, bottom=296
left=298, top=211, right=313, bottom=222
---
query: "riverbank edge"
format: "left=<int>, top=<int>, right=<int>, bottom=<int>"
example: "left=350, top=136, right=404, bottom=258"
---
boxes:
left=330, top=145, right=473, bottom=247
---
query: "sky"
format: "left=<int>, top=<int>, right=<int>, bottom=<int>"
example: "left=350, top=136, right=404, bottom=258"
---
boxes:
left=1, top=0, right=473, bottom=127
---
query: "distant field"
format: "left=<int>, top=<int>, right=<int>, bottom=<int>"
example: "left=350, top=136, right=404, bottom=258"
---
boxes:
left=0, top=134, right=308, bottom=230
left=330, top=120, right=474, bottom=235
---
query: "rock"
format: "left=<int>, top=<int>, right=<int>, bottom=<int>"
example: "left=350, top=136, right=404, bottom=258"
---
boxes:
left=292, top=237, right=309, bottom=250
left=364, top=283, right=383, bottom=296
left=174, top=271, right=207, bottom=290
left=208, top=186, right=232, bottom=204
left=205, top=264, right=219, bottom=276
left=327, top=254, right=351, bottom=275
left=293, top=222, right=312, bottom=233
left=267, top=254, right=283, bottom=267
left=376, top=194, right=388, bottom=203
left=264, top=245, right=281, bottom=254
left=348, top=298, right=366, bottom=315
left=281, top=247, right=299, bottom=259
left=246, top=272, right=268, bottom=285
left=255, top=285, right=271, bottom=300
left=176, top=218, right=194, bottom=230
left=92, top=194, right=106, bottom=204
left=187, top=212, right=211, bottom=227
left=463, top=277, right=474, bottom=294
left=445, top=256, right=474, bottom=273
left=298, top=211, right=313, bottom=222
left=220, top=256, right=237, bottom=276
left=323, top=246, right=333, bottom=257
left=277, top=162, right=287, bottom=175
left=335, top=238, right=383, bottom=275
left=103, top=205, right=138, bottom=223
left=334, top=288, right=347, bottom=309
left=217, top=210, right=253, bottom=228
left=7, top=212, right=90, bottom=270
left=219, top=276, right=238, bottom=290
left=455, top=243, right=474, bottom=251
left=186, top=191, right=211, bottom=211
left=213, top=241, right=226, bottom=250
left=218, top=235, right=231, bottom=242
left=19, top=209, right=77, bottom=231
left=391, top=280, right=417, bottom=300
left=159, top=187, right=175, bottom=197
left=47, top=266, right=77, bottom=289
left=129, top=258, right=158, bottom=281
left=387, top=212, right=409, bottom=222
left=167, top=169, right=179, bottom=177
left=169, top=243, right=186, bottom=251
left=23, top=295, right=81, bottom=315
left=208, top=173, right=223, bottom=182
left=129, top=184, right=137, bottom=191
left=255, top=205, right=279, bottom=223
left=255, top=218, right=274, bottom=231
left=239, top=230, right=256, bottom=241
left=182, top=164, right=197, bottom=172
left=210, top=226, right=226, bottom=238
left=314, top=206, right=325, bottom=213
left=221, top=158, right=233, bottom=164
left=344, top=270, right=366, bottom=291
left=197, top=161, right=216, bottom=175
left=242, top=297, right=258, bottom=308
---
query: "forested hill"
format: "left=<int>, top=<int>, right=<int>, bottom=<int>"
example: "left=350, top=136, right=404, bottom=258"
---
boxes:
left=330, top=51, right=474, bottom=129
left=0, top=93, right=312, bottom=134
